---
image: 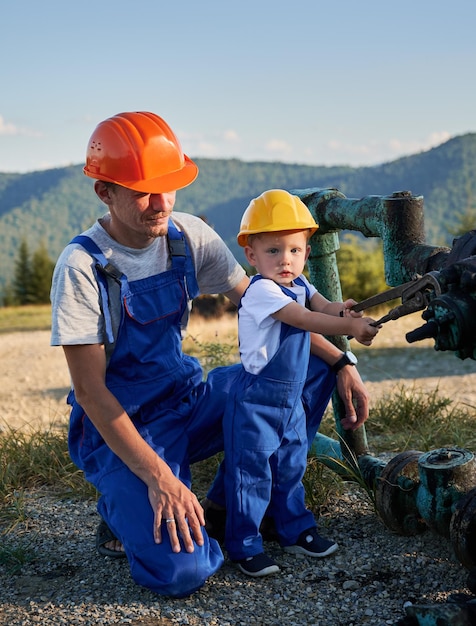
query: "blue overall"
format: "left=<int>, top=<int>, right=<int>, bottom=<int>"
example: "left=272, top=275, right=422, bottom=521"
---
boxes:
left=223, top=275, right=317, bottom=561
left=65, top=225, right=336, bottom=596
left=67, top=223, right=232, bottom=597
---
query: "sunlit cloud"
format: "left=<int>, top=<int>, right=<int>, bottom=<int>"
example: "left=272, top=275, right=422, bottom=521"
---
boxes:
left=326, top=132, right=452, bottom=165
left=175, top=128, right=455, bottom=166
left=223, top=129, right=240, bottom=143
left=265, top=139, right=293, bottom=158
left=0, top=115, right=43, bottom=137
left=180, top=128, right=242, bottom=158
left=388, top=132, right=451, bottom=157
left=193, top=141, right=218, bottom=157
left=0, top=115, right=20, bottom=136
left=327, top=140, right=375, bottom=157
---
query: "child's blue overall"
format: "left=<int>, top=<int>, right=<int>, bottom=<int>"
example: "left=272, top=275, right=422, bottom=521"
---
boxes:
left=65, top=225, right=335, bottom=596
left=223, top=275, right=320, bottom=561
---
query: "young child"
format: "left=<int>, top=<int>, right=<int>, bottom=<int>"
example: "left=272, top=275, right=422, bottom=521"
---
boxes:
left=223, top=189, right=379, bottom=577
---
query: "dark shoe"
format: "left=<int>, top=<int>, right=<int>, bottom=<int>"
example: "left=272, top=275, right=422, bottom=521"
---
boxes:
left=284, top=527, right=338, bottom=558
left=96, top=519, right=126, bottom=558
left=237, top=553, right=280, bottom=577
left=201, top=498, right=226, bottom=544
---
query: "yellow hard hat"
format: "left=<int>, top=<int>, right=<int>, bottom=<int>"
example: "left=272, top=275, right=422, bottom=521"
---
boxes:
left=83, top=111, right=198, bottom=193
left=237, top=189, right=319, bottom=247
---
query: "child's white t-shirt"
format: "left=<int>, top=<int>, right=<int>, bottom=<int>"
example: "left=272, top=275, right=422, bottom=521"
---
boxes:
left=239, top=275, right=317, bottom=375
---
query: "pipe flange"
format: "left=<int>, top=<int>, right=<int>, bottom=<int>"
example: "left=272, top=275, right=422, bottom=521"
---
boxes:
left=450, top=487, right=476, bottom=570
left=419, top=447, right=474, bottom=470
left=375, top=450, right=426, bottom=536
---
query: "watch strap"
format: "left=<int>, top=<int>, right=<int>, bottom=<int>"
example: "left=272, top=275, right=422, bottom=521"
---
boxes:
left=332, top=352, right=355, bottom=374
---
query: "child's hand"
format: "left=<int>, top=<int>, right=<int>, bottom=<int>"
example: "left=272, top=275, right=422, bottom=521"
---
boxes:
left=342, top=299, right=362, bottom=318
left=350, top=317, right=380, bottom=346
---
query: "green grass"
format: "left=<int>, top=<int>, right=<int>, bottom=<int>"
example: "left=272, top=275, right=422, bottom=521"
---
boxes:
left=365, top=383, right=476, bottom=454
left=317, top=384, right=476, bottom=457
left=0, top=537, right=36, bottom=574
left=186, top=336, right=237, bottom=372
left=0, top=424, right=97, bottom=514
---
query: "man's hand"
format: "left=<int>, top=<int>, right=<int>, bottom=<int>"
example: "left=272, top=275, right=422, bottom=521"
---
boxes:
left=148, top=473, right=205, bottom=554
left=335, top=364, right=370, bottom=431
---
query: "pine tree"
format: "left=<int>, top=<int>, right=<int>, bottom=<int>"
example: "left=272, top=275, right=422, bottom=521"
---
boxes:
left=30, top=241, right=55, bottom=304
left=13, top=239, right=33, bottom=305
left=1, top=283, right=16, bottom=306
left=446, top=182, right=476, bottom=238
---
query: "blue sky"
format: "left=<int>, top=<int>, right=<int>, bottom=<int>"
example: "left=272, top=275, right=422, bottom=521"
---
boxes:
left=1, top=0, right=475, bottom=173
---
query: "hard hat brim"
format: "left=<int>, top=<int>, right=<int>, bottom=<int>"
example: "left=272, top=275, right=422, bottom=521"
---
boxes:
left=84, top=154, right=199, bottom=194
left=237, top=225, right=319, bottom=247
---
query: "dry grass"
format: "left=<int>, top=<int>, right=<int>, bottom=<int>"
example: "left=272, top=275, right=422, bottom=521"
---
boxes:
left=182, top=314, right=240, bottom=371
left=183, top=314, right=238, bottom=351
left=0, top=304, right=52, bottom=334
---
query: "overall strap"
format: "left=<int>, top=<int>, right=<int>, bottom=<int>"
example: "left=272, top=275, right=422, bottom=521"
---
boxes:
left=289, top=275, right=311, bottom=308
left=70, top=235, right=122, bottom=344
left=167, top=220, right=199, bottom=300
left=238, top=274, right=261, bottom=310
left=245, top=274, right=310, bottom=303
left=70, top=223, right=199, bottom=342
left=276, top=277, right=310, bottom=341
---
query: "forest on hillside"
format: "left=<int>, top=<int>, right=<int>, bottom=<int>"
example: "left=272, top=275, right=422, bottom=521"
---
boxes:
left=0, top=133, right=475, bottom=299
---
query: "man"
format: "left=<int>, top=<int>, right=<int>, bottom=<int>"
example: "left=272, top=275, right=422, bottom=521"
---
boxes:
left=51, top=111, right=371, bottom=597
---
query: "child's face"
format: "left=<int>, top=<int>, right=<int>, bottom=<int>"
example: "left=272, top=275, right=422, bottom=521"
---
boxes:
left=244, top=229, right=310, bottom=287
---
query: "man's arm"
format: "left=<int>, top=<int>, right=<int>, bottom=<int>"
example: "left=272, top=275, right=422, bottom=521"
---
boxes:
left=310, top=333, right=370, bottom=431
left=63, top=343, right=204, bottom=553
left=223, top=275, right=250, bottom=306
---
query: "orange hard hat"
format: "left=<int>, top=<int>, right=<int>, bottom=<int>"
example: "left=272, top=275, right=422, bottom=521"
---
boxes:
left=83, top=111, right=198, bottom=193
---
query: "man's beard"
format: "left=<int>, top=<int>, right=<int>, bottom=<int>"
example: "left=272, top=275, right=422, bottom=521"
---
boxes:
left=143, top=216, right=170, bottom=238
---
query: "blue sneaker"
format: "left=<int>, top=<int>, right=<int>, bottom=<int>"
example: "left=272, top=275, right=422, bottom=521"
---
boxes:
left=237, top=553, right=280, bottom=577
left=284, top=527, right=338, bottom=557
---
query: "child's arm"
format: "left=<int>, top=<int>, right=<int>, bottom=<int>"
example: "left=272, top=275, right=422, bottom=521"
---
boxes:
left=309, top=293, right=362, bottom=318
left=273, top=301, right=378, bottom=346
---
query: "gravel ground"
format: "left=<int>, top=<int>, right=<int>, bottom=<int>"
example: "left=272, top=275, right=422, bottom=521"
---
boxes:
left=1, top=318, right=476, bottom=625
left=0, top=487, right=471, bottom=626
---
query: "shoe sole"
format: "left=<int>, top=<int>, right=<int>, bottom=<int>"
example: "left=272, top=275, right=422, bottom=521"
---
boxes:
left=284, top=542, right=338, bottom=558
left=237, top=563, right=281, bottom=577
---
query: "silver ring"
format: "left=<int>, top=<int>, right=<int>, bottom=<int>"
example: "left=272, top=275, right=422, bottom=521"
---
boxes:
left=165, top=518, right=175, bottom=523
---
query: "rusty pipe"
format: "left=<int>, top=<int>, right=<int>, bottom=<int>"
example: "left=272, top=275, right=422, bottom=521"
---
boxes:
left=295, top=187, right=449, bottom=285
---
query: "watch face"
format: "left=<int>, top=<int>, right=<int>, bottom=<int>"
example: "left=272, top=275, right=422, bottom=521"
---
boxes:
left=346, top=351, right=358, bottom=365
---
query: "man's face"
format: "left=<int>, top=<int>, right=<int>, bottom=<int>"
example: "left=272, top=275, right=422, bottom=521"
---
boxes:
left=96, top=182, right=176, bottom=248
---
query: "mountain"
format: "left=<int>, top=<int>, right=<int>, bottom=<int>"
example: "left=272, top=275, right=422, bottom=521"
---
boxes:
left=1, top=133, right=475, bottom=295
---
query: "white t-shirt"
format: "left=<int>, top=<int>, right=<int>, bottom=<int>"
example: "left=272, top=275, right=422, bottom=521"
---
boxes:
left=239, top=275, right=317, bottom=375
left=50, top=212, right=246, bottom=346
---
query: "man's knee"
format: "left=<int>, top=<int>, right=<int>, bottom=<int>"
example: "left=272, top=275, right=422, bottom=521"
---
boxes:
left=129, top=539, right=224, bottom=597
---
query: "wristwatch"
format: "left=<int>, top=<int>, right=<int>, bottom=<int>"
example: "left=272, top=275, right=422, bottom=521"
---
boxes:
left=332, top=351, right=358, bottom=374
